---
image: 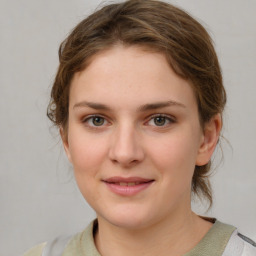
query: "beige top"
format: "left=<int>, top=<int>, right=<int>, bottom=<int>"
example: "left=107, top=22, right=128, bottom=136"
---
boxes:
left=24, top=219, right=236, bottom=256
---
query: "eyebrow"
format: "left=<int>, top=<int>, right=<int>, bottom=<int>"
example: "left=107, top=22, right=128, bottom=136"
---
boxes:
left=73, top=100, right=186, bottom=111
left=138, top=101, right=186, bottom=111
left=73, top=101, right=111, bottom=110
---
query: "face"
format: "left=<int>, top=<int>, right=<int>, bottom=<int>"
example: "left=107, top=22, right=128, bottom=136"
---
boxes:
left=63, top=45, right=217, bottom=230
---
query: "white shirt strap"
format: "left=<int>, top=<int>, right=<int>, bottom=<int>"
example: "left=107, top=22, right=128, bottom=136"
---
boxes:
left=41, top=235, right=72, bottom=256
left=222, top=230, right=256, bottom=256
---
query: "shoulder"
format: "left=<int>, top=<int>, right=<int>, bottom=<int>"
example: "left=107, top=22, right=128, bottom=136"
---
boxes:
left=23, top=242, right=46, bottom=256
left=191, top=218, right=256, bottom=256
left=22, top=220, right=98, bottom=256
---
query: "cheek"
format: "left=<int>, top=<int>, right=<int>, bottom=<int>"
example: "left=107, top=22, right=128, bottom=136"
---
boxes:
left=148, top=133, right=201, bottom=207
left=67, top=132, right=109, bottom=204
left=68, top=131, right=108, bottom=178
left=147, top=130, right=200, bottom=181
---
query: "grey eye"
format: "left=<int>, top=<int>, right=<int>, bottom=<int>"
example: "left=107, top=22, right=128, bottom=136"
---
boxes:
left=92, top=116, right=105, bottom=126
left=153, top=116, right=166, bottom=126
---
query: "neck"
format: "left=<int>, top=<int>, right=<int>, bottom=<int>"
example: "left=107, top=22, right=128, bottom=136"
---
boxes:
left=94, top=211, right=212, bottom=256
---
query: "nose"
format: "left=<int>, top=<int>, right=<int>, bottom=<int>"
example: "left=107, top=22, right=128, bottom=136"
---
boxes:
left=108, top=123, right=145, bottom=167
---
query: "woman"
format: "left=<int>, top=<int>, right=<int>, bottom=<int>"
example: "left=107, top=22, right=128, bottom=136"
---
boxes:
left=24, top=0, right=256, bottom=255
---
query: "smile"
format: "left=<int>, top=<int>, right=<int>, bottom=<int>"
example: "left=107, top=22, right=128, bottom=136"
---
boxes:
left=113, top=182, right=141, bottom=186
left=103, top=177, right=154, bottom=196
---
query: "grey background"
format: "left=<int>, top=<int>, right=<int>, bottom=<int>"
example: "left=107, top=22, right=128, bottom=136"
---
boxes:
left=1, top=0, right=255, bottom=255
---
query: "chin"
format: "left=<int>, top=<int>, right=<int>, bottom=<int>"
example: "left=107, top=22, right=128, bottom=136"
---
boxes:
left=108, top=217, right=150, bottom=230
left=97, top=205, right=157, bottom=231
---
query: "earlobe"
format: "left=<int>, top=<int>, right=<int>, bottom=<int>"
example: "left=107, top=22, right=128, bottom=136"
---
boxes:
left=196, top=114, right=222, bottom=166
left=60, top=127, right=72, bottom=163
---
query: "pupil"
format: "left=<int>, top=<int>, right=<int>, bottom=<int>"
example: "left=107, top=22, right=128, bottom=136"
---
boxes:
left=154, top=117, right=165, bottom=126
left=93, top=117, right=104, bottom=126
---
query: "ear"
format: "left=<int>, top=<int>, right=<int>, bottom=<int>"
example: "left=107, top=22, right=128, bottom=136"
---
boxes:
left=196, top=114, right=222, bottom=166
left=60, top=127, right=72, bottom=163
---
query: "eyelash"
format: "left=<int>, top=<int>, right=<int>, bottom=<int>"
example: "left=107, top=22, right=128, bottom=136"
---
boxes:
left=82, top=115, right=109, bottom=128
left=146, top=114, right=176, bottom=127
left=82, top=114, right=176, bottom=129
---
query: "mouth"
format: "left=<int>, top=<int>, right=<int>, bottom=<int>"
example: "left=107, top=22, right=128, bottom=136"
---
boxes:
left=102, top=177, right=155, bottom=196
left=111, top=181, right=148, bottom=186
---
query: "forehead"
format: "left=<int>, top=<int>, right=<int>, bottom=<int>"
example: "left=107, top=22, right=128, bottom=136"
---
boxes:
left=70, top=45, right=197, bottom=111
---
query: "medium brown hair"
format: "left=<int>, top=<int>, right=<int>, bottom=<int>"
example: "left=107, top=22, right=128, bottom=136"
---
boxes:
left=47, top=0, right=226, bottom=206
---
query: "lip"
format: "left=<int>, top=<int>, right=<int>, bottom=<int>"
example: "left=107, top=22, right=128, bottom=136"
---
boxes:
left=103, top=176, right=154, bottom=196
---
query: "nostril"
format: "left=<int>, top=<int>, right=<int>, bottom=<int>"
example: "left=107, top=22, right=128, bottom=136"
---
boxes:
left=108, top=130, right=145, bottom=165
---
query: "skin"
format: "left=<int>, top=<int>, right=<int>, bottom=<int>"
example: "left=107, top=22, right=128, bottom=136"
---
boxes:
left=62, top=45, right=221, bottom=256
